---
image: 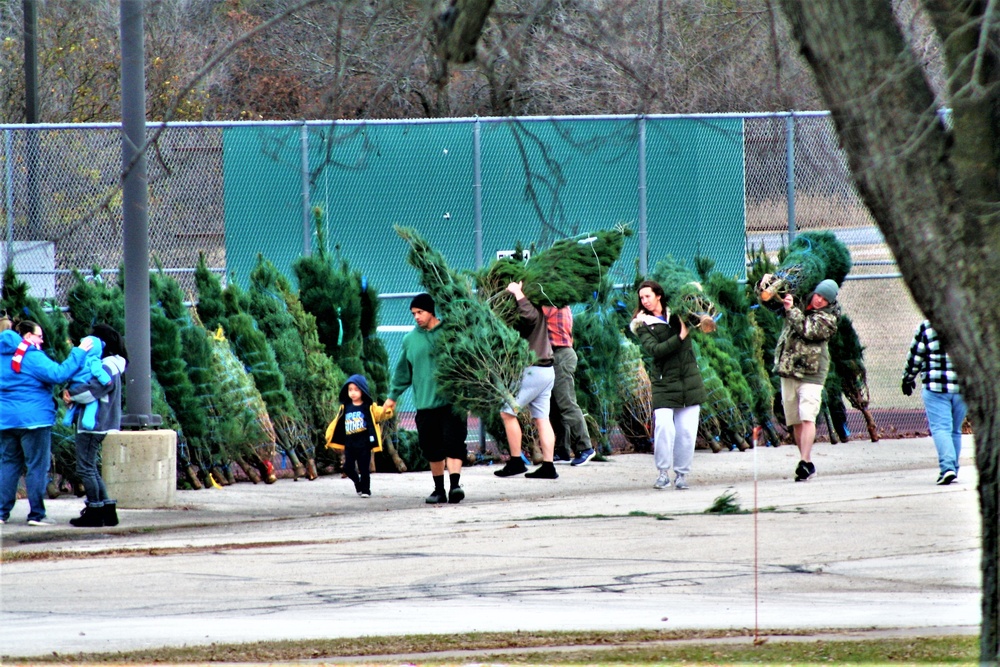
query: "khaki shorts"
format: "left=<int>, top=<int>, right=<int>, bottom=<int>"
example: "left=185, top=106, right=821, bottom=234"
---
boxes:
left=780, top=377, right=824, bottom=425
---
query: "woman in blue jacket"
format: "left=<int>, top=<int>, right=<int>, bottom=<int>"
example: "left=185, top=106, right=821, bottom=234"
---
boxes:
left=0, top=321, right=91, bottom=526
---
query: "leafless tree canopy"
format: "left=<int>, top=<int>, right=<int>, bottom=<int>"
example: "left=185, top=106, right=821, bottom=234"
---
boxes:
left=0, top=0, right=947, bottom=122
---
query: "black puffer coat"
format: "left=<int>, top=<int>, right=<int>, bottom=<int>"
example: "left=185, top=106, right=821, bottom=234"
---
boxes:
left=635, top=314, right=707, bottom=409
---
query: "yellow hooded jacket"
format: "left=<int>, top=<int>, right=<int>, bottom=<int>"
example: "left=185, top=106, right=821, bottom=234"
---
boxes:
left=324, top=374, right=393, bottom=452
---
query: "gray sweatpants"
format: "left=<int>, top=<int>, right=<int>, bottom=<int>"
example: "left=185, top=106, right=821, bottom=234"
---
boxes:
left=653, top=405, right=700, bottom=475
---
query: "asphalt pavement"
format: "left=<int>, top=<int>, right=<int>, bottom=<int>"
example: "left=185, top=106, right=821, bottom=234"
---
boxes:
left=0, top=436, right=981, bottom=659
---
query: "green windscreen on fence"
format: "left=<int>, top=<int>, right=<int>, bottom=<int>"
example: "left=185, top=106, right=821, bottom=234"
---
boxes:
left=223, top=117, right=745, bottom=293
left=222, top=125, right=308, bottom=285
left=479, top=117, right=640, bottom=286
left=645, top=117, right=745, bottom=279
left=222, top=116, right=745, bottom=384
left=307, top=121, right=476, bottom=293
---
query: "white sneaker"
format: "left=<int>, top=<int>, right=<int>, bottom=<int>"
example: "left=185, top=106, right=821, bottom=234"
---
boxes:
left=674, top=473, right=689, bottom=490
left=27, top=518, right=54, bottom=527
left=653, top=472, right=671, bottom=489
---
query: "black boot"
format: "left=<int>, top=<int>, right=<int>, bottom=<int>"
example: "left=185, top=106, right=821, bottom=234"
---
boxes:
left=103, top=501, right=119, bottom=527
left=69, top=505, right=105, bottom=528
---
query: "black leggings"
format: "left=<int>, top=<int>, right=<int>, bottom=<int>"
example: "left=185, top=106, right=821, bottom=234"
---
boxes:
left=343, top=446, right=371, bottom=494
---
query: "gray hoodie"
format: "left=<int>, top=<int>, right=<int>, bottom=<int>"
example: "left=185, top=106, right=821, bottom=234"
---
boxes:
left=67, top=355, right=127, bottom=433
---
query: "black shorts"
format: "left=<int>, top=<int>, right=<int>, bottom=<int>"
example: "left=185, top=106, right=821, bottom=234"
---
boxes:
left=414, top=405, right=469, bottom=463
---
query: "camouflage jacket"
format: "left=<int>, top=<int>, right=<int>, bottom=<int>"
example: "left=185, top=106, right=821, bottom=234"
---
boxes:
left=773, top=301, right=840, bottom=383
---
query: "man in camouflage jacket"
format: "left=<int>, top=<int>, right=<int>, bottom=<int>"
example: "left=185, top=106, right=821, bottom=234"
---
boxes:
left=770, top=278, right=841, bottom=482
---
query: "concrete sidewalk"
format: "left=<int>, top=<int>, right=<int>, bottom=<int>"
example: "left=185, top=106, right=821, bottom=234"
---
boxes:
left=0, top=437, right=981, bottom=658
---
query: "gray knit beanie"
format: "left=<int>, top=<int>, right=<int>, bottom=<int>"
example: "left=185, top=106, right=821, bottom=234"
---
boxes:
left=812, top=279, right=839, bottom=303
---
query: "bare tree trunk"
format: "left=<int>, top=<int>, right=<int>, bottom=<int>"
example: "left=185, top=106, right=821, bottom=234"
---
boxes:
left=434, top=0, right=497, bottom=64
left=778, top=0, right=1000, bottom=660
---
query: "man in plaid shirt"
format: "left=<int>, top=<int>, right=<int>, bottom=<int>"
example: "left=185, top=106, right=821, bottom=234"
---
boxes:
left=901, top=319, right=966, bottom=485
left=542, top=305, right=596, bottom=466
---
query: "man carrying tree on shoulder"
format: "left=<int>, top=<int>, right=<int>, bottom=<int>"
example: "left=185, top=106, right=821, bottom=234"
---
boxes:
left=493, top=281, right=559, bottom=479
left=766, top=278, right=841, bottom=482
left=384, top=293, right=469, bottom=504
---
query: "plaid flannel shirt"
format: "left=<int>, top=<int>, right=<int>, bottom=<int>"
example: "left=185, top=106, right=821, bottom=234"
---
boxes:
left=902, top=320, right=961, bottom=394
left=543, top=305, right=574, bottom=348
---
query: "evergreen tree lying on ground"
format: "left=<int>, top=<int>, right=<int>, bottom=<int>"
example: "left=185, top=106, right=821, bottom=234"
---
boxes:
left=195, top=253, right=309, bottom=479
left=150, top=265, right=243, bottom=486
left=248, top=254, right=346, bottom=478
left=205, top=324, right=277, bottom=484
left=149, top=269, right=214, bottom=488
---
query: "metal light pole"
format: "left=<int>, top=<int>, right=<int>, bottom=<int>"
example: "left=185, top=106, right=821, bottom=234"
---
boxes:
left=119, top=0, right=159, bottom=427
left=23, top=0, right=41, bottom=234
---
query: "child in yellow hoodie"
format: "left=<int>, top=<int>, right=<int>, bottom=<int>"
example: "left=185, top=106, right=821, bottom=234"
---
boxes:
left=325, top=374, right=393, bottom=497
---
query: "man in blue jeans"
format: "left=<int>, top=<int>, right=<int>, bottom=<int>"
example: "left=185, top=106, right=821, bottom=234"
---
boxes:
left=902, top=319, right=966, bottom=485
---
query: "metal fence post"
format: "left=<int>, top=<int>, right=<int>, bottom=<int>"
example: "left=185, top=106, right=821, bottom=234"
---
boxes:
left=4, top=129, right=12, bottom=270
left=785, top=112, right=796, bottom=242
left=301, top=122, right=311, bottom=256
left=637, top=116, right=648, bottom=276
left=473, top=117, right=486, bottom=452
left=473, top=118, right=483, bottom=270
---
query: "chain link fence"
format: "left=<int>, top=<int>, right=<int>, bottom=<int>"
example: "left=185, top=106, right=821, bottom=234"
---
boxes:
left=1, top=113, right=928, bottom=441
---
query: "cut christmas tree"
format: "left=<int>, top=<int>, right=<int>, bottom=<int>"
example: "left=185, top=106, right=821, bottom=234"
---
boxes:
left=395, top=225, right=530, bottom=437
left=477, top=226, right=633, bottom=326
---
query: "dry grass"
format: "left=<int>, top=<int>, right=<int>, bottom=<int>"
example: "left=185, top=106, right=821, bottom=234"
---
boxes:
left=747, top=195, right=875, bottom=232
left=2, top=629, right=978, bottom=665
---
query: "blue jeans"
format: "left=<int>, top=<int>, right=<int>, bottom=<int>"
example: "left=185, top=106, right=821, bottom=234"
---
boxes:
left=75, top=432, right=110, bottom=506
left=0, top=427, right=52, bottom=522
left=923, top=389, right=966, bottom=475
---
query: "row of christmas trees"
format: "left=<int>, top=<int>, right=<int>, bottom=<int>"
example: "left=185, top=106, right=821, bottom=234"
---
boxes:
left=1, top=211, right=424, bottom=492
left=0, top=219, right=874, bottom=493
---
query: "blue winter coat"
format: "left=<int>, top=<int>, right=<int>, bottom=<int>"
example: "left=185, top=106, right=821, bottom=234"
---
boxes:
left=0, top=329, right=87, bottom=430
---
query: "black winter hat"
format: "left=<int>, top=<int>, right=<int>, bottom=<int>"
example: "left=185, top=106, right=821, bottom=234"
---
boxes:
left=91, top=323, right=129, bottom=363
left=409, top=293, right=436, bottom=315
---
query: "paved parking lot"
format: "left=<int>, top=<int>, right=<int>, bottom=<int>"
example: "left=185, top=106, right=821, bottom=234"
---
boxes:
left=0, top=437, right=981, bottom=658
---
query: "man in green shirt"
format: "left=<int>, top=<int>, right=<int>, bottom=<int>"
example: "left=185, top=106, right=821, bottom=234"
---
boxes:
left=384, top=294, right=469, bottom=504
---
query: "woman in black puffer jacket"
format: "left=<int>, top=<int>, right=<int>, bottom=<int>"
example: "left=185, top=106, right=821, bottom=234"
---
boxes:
left=630, top=280, right=707, bottom=491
